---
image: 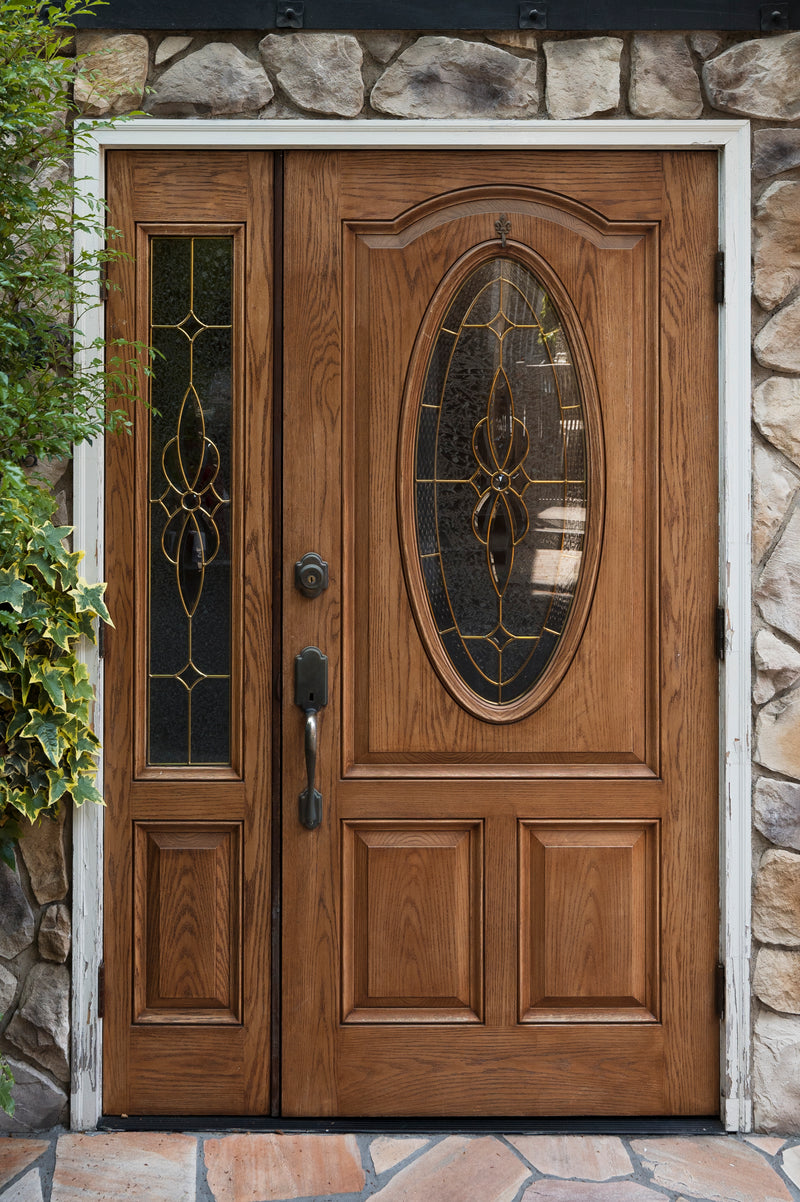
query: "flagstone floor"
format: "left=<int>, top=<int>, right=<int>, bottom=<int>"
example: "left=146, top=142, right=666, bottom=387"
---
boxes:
left=2, top=1130, right=800, bottom=1202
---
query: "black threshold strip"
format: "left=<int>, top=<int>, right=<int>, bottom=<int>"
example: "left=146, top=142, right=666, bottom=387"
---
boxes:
left=100, top=1115, right=725, bottom=1135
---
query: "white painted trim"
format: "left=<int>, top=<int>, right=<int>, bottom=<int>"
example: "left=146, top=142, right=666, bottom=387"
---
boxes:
left=72, top=118, right=752, bottom=1130
left=71, top=136, right=106, bottom=1132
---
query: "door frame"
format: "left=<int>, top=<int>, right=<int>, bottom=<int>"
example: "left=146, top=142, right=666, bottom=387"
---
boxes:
left=71, top=117, right=752, bottom=1131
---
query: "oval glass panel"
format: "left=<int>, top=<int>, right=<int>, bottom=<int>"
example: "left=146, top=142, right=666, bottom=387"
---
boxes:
left=410, top=254, right=596, bottom=712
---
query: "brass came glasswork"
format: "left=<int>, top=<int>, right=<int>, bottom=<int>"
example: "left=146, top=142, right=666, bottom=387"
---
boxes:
left=148, top=236, right=233, bottom=766
left=412, top=254, right=588, bottom=708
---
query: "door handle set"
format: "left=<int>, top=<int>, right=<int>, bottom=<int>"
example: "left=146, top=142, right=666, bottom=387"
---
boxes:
left=294, top=645, right=328, bottom=830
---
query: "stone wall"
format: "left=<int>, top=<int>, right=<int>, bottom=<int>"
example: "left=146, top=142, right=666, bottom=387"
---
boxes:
left=0, top=458, right=73, bottom=1133
left=5, top=26, right=800, bottom=1131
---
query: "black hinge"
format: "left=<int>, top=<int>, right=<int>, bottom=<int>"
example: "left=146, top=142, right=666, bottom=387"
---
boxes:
left=715, top=605, right=726, bottom=661
left=715, top=962, right=725, bottom=1019
left=98, top=960, right=105, bottom=1019
left=714, top=251, right=725, bottom=305
left=98, top=262, right=109, bottom=301
left=98, top=621, right=105, bottom=659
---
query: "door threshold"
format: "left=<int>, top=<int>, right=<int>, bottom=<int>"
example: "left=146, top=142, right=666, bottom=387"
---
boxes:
left=100, top=1115, right=725, bottom=1135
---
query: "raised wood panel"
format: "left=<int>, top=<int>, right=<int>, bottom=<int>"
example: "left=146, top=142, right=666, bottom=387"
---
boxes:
left=341, top=191, right=659, bottom=775
left=519, top=821, right=659, bottom=1023
left=134, top=823, right=241, bottom=1023
left=342, top=822, right=483, bottom=1022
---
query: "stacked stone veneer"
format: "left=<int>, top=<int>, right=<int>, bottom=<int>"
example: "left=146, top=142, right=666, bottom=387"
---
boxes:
left=5, top=27, right=800, bottom=1131
left=0, top=459, right=73, bottom=1133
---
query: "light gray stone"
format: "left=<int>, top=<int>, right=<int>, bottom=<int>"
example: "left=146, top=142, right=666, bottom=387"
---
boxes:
left=755, top=377, right=800, bottom=470
left=755, top=628, right=800, bottom=705
left=259, top=33, right=363, bottom=117
left=371, top=36, right=538, bottom=119
left=74, top=33, right=149, bottom=116
left=0, top=859, right=34, bottom=960
left=756, top=777, right=800, bottom=852
left=757, top=687, right=800, bottom=780
left=754, top=1010, right=800, bottom=1131
left=754, top=129, right=800, bottom=179
left=362, top=32, right=405, bottom=63
left=755, top=947, right=800, bottom=1013
left=37, top=904, right=71, bottom=964
left=0, top=1057, right=67, bottom=1132
left=756, top=505, right=800, bottom=642
left=0, top=962, right=17, bottom=1014
left=755, top=296, right=800, bottom=373
left=703, top=33, right=800, bottom=120
left=545, top=38, right=622, bottom=119
left=753, top=441, right=798, bottom=565
left=19, top=807, right=67, bottom=906
left=6, top=963, right=70, bottom=1083
left=755, top=182, right=800, bottom=310
left=148, top=43, right=273, bottom=116
left=629, top=34, right=702, bottom=119
left=753, top=848, right=800, bottom=946
left=690, top=32, right=723, bottom=58
left=0, top=1170, right=44, bottom=1202
left=155, top=35, right=192, bottom=66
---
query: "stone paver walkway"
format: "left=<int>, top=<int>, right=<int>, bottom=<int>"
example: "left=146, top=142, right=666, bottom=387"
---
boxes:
left=2, top=1130, right=800, bottom=1202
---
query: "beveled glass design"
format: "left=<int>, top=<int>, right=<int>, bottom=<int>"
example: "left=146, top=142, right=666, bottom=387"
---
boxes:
left=148, top=237, right=233, bottom=764
left=413, top=256, right=587, bottom=707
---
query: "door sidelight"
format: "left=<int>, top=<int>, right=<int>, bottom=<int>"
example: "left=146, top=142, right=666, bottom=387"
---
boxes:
left=294, top=646, right=328, bottom=830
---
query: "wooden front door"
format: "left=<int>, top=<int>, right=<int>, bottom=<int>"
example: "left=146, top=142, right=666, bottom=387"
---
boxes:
left=104, top=149, right=719, bottom=1117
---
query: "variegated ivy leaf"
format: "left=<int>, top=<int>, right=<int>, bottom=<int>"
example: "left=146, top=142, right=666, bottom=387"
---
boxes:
left=19, top=712, right=67, bottom=767
left=68, top=579, right=110, bottom=623
left=69, top=775, right=103, bottom=807
left=28, top=661, right=66, bottom=710
left=0, top=569, right=32, bottom=612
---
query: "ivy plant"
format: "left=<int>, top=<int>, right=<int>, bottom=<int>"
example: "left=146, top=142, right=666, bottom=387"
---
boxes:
left=0, top=0, right=146, bottom=1113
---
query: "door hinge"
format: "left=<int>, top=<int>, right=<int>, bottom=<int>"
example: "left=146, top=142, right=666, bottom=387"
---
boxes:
left=97, top=961, right=105, bottom=1019
left=715, top=962, right=726, bottom=1019
left=98, top=262, right=109, bottom=302
left=716, top=605, right=726, bottom=661
left=97, top=621, right=105, bottom=659
left=714, top=251, right=725, bottom=305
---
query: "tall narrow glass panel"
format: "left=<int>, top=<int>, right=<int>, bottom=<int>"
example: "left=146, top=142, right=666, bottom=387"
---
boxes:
left=148, top=236, right=233, bottom=764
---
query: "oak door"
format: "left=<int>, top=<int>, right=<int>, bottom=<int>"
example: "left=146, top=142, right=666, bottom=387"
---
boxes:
left=103, top=149, right=719, bottom=1118
left=103, top=153, right=275, bottom=1114
left=281, top=150, right=719, bottom=1116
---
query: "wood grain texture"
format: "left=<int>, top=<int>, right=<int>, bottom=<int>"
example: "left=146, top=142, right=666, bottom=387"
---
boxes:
left=342, top=822, right=482, bottom=1022
left=133, top=823, right=241, bottom=1023
left=340, top=171, right=658, bottom=774
left=283, top=150, right=719, bottom=1117
left=519, top=821, right=659, bottom=1022
left=103, top=152, right=273, bottom=1115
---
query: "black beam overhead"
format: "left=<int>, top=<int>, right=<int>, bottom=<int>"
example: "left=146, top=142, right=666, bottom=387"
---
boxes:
left=69, top=0, right=799, bottom=30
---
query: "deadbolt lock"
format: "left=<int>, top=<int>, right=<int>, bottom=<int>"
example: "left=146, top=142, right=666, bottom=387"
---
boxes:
left=294, top=552, right=329, bottom=599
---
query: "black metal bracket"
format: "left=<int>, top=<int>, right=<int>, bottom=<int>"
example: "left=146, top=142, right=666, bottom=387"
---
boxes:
left=277, top=0, right=304, bottom=27
left=519, top=2, right=548, bottom=27
left=761, top=2, right=789, bottom=28
left=715, top=605, right=726, bottom=661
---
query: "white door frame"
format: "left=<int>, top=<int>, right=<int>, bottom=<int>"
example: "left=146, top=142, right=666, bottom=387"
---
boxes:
left=72, top=118, right=752, bottom=1131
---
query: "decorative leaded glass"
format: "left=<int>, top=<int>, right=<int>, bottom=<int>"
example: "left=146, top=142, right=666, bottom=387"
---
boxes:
left=148, top=237, right=233, bottom=764
left=413, top=256, right=588, bottom=708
